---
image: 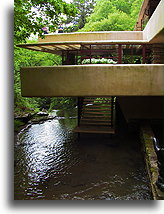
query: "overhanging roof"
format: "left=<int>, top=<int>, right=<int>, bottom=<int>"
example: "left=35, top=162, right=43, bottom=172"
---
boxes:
left=17, top=0, right=163, bottom=55
left=17, top=39, right=148, bottom=55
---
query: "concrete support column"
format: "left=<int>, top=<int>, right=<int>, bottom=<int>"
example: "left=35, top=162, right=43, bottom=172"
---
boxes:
left=62, top=51, right=76, bottom=65
left=151, top=44, right=163, bottom=64
left=66, top=52, right=76, bottom=65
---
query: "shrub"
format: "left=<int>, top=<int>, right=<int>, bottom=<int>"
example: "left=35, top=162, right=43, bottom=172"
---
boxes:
left=82, top=58, right=117, bottom=64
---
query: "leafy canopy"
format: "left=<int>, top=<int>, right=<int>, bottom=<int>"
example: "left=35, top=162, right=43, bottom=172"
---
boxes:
left=14, top=0, right=77, bottom=43
left=81, top=0, right=143, bottom=31
left=14, top=42, right=62, bottom=112
left=64, top=0, right=96, bottom=32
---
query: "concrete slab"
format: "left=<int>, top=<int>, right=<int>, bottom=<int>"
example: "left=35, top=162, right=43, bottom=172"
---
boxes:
left=17, top=1, right=163, bottom=54
left=38, top=31, right=143, bottom=43
left=143, top=0, right=164, bottom=43
left=20, top=64, right=163, bottom=97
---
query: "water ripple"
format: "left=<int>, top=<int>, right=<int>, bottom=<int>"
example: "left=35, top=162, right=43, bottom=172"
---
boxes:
left=14, top=115, right=152, bottom=200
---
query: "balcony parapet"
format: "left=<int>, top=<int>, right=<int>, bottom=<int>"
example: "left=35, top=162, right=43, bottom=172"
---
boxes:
left=20, top=64, right=163, bottom=97
left=17, top=0, right=163, bottom=55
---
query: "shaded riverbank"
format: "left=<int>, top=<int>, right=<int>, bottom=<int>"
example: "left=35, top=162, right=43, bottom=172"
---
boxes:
left=14, top=110, right=152, bottom=200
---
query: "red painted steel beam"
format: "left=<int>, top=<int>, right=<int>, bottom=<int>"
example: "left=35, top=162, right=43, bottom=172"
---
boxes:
left=118, top=44, right=122, bottom=64
left=142, top=45, right=146, bottom=64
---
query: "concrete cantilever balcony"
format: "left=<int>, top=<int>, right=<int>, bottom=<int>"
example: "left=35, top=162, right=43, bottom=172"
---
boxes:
left=17, top=0, right=163, bottom=55
left=20, top=64, right=163, bottom=97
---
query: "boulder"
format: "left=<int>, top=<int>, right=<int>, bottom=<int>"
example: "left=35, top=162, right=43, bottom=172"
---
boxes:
left=37, top=111, right=49, bottom=116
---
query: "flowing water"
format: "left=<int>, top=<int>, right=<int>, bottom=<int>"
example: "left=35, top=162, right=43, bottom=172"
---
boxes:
left=14, top=110, right=152, bottom=200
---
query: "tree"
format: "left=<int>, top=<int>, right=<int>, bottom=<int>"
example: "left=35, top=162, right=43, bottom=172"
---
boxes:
left=86, top=0, right=116, bottom=23
left=130, top=0, right=144, bottom=21
left=14, top=0, right=77, bottom=43
left=14, top=41, right=62, bottom=113
left=64, top=0, right=96, bottom=32
left=81, top=0, right=143, bottom=32
left=14, top=1, right=78, bottom=115
left=82, top=11, right=134, bottom=31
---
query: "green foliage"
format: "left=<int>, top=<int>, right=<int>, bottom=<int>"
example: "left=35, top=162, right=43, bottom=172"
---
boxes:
left=130, top=0, right=143, bottom=21
left=14, top=120, right=26, bottom=132
left=14, top=41, right=62, bottom=114
left=14, top=0, right=77, bottom=43
left=81, top=0, right=143, bottom=32
left=14, top=0, right=144, bottom=117
left=49, top=97, right=77, bottom=112
left=112, top=0, right=133, bottom=14
left=86, top=0, right=115, bottom=23
left=64, top=0, right=96, bottom=32
left=122, top=55, right=142, bottom=64
left=36, top=97, right=52, bottom=110
left=82, top=58, right=117, bottom=64
left=82, top=11, right=134, bottom=31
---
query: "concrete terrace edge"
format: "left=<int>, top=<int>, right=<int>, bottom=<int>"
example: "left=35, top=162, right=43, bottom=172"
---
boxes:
left=143, top=0, right=164, bottom=43
left=20, top=64, right=164, bottom=97
left=17, top=0, right=163, bottom=54
left=38, top=31, right=144, bottom=43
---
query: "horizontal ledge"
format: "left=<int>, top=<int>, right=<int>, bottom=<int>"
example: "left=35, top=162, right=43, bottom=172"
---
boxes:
left=73, top=126, right=115, bottom=134
left=20, top=64, right=163, bottom=69
left=20, top=64, right=164, bottom=97
left=45, top=30, right=143, bottom=35
left=17, top=40, right=149, bottom=48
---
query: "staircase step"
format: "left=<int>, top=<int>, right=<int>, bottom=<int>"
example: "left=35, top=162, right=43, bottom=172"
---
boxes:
left=83, top=108, right=112, bottom=111
left=81, top=115, right=111, bottom=118
left=83, top=99, right=112, bottom=102
left=83, top=98, right=112, bottom=101
left=83, top=102, right=112, bottom=105
left=80, top=122, right=112, bottom=126
left=81, top=119, right=111, bottom=123
left=84, top=96, right=112, bottom=98
left=83, top=105, right=112, bottom=110
left=73, top=125, right=115, bottom=134
left=82, top=108, right=112, bottom=111
left=83, top=103, right=112, bottom=108
left=81, top=118, right=111, bottom=122
left=76, top=96, right=115, bottom=134
left=82, top=111, right=111, bottom=115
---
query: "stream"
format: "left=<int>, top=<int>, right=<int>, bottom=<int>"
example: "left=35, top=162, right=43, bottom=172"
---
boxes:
left=14, top=110, right=152, bottom=200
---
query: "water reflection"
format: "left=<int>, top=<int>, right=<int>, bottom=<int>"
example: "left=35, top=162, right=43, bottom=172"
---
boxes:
left=14, top=113, right=152, bottom=200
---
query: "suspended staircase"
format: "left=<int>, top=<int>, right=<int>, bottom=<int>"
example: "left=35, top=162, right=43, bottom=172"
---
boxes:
left=73, top=97, right=116, bottom=134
